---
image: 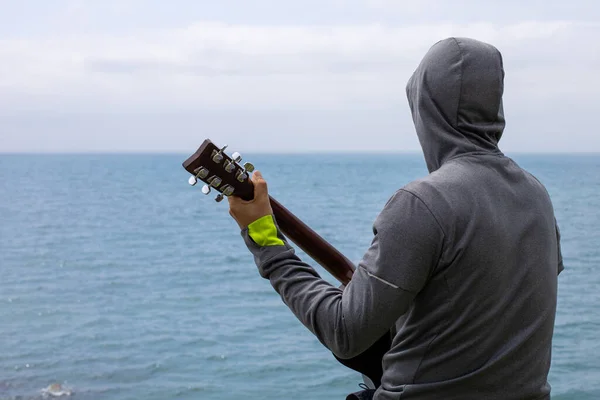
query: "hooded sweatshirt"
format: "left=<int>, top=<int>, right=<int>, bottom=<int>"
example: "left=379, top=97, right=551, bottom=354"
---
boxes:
left=240, top=37, right=563, bottom=400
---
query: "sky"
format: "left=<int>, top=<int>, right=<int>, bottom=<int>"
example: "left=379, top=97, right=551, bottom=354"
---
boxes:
left=0, top=0, right=598, bottom=153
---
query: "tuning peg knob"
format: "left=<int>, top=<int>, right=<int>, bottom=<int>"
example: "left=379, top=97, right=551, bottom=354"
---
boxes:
left=212, top=153, right=223, bottom=163
left=224, top=160, right=236, bottom=173
left=201, top=185, right=211, bottom=195
left=222, top=185, right=234, bottom=196
left=236, top=171, right=248, bottom=182
left=231, top=152, right=242, bottom=163
left=243, top=162, right=255, bottom=173
left=188, top=175, right=198, bottom=186
left=215, top=194, right=225, bottom=202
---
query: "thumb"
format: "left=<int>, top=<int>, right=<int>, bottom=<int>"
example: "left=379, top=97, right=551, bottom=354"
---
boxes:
left=252, top=170, right=268, bottom=197
left=252, top=170, right=263, bottom=181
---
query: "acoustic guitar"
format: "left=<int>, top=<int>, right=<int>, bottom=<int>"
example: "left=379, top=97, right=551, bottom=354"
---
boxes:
left=182, top=139, right=390, bottom=387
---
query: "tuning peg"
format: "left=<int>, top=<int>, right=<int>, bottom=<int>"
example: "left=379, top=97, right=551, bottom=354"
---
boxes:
left=212, top=145, right=228, bottom=164
left=193, top=167, right=209, bottom=179
left=231, top=152, right=242, bottom=163
left=224, top=160, right=236, bottom=173
left=209, top=177, right=222, bottom=187
left=201, top=185, right=211, bottom=195
left=188, top=175, right=198, bottom=186
left=215, top=194, right=225, bottom=202
left=222, top=185, right=235, bottom=196
left=243, top=162, right=255, bottom=173
left=236, top=170, right=248, bottom=182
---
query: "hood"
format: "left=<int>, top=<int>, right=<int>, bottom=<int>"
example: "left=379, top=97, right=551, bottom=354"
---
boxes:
left=406, top=37, right=505, bottom=173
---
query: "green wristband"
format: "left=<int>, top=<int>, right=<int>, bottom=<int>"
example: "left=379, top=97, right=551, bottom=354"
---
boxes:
left=247, top=215, right=285, bottom=247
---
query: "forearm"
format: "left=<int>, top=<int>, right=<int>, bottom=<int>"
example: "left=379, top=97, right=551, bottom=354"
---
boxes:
left=241, top=215, right=413, bottom=359
left=241, top=225, right=360, bottom=357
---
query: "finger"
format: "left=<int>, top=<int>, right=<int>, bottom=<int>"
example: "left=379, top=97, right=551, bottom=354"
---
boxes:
left=252, top=170, right=263, bottom=181
left=254, top=180, right=268, bottom=198
left=251, top=170, right=264, bottom=187
left=252, top=171, right=268, bottom=198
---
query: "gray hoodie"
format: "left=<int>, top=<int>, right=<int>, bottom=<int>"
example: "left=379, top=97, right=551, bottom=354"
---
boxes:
left=241, top=37, right=563, bottom=400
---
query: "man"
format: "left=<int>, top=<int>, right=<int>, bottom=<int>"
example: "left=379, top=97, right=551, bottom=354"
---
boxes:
left=228, top=37, right=563, bottom=400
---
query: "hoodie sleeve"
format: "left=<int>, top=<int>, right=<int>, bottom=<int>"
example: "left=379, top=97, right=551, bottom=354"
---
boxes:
left=240, top=190, right=445, bottom=359
left=556, top=219, right=564, bottom=275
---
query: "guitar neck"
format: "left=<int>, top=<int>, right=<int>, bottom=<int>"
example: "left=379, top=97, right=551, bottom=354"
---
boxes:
left=269, top=196, right=355, bottom=285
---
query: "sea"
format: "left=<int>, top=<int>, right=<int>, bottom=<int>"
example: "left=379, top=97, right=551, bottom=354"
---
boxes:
left=1, top=153, right=599, bottom=400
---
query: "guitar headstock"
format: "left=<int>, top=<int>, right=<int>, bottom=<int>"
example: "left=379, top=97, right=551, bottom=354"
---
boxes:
left=182, top=139, right=255, bottom=202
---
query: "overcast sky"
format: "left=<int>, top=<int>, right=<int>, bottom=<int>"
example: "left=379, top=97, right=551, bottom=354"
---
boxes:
left=0, top=0, right=598, bottom=153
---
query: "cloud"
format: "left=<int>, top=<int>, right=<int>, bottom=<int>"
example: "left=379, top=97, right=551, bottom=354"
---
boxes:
left=0, top=10, right=598, bottom=153
left=0, top=20, right=597, bottom=115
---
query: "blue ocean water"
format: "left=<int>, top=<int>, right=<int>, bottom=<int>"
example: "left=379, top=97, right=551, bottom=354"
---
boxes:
left=0, top=153, right=598, bottom=400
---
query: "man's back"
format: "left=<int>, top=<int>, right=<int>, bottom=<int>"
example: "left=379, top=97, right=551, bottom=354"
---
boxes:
left=230, top=36, right=562, bottom=400
left=376, top=154, right=561, bottom=399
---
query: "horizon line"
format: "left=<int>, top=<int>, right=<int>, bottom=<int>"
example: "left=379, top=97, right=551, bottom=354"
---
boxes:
left=1, top=150, right=600, bottom=156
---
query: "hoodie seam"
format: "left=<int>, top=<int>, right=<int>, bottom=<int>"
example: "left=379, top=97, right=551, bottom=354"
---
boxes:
left=452, top=37, right=479, bottom=155
left=395, top=189, right=452, bottom=385
left=398, top=189, right=446, bottom=239
left=398, top=188, right=448, bottom=285
left=445, top=151, right=504, bottom=164
left=452, top=37, right=465, bottom=131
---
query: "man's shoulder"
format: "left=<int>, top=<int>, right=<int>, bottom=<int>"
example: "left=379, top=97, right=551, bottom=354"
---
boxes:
left=399, top=175, right=451, bottom=221
left=399, top=161, right=485, bottom=223
left=402, top=164, right=466, bottom=198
